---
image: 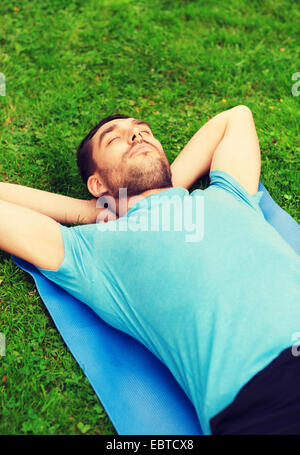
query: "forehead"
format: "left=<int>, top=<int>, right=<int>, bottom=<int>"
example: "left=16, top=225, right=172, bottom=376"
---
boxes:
left=99, top=117, right=151, bottom=134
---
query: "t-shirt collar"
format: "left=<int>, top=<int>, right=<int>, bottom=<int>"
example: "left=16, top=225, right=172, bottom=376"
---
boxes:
left=127, top=187, right=189, bottom=215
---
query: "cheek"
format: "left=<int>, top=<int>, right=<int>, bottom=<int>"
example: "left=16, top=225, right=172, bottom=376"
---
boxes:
left=153, top=138, right=160, bottom=146
left=153, top=138, right=164, bottom=152
left=101, top=146, right=125, bottom=168
left=154, top=141, right=167, bottom=158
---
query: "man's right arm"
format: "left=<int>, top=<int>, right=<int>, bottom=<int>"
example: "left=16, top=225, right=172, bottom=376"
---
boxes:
left=0, top=198, right=64, bottom=271
left=0, top=182, right=103, bottom=225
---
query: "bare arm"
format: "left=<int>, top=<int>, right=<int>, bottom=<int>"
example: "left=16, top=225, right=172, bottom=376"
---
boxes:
left=170, top=107, right=234, bottom=189
left=0, top=199, right=64, bottom=270
left=170, top=104, right=260, bottom=194
left=0, top=182, right=103, bottom=225
left=210, top=105, right=261, bottom=195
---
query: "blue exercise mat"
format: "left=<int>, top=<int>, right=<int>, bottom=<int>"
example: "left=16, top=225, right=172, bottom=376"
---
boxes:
left=11, top=181, right=300, bottom=435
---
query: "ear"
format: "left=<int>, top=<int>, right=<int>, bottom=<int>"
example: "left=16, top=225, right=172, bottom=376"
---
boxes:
left=87, top=174, right=108, bottom=198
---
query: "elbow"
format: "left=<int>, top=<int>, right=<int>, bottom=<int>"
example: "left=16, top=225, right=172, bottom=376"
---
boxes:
left=0, top=182, right=6, bottom=199
left=232, top=104, right=253, bottom=116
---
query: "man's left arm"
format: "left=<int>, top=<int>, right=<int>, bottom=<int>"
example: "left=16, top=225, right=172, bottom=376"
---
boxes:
left=170, top=105, right=259, bottom=191
left=170, top=108, right=232, bottom=189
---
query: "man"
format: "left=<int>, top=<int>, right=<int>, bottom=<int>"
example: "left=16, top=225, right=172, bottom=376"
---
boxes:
left=1, top=105, right=300, bottom=434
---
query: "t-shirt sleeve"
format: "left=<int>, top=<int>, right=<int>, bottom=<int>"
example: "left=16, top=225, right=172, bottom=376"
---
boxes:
left=209, top=169, right=264, bottom=215
left=35, top=223, right=125, bottom=330
left=35, top=223, right=94, bottom=303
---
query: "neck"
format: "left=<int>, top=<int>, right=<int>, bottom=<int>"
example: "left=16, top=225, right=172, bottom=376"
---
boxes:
left=115, top=187, right=172, bottom=217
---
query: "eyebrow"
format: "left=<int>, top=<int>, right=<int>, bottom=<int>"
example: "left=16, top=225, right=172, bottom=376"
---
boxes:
left=98, top=119, right=152, bottom=148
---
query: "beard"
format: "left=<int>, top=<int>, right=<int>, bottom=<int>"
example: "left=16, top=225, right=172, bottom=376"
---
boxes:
left=98, top=151, right=173, bottom=199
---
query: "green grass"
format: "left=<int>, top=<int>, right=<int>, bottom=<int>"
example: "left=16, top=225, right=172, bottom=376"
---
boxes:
left=0, top=0, right=299, bottom=435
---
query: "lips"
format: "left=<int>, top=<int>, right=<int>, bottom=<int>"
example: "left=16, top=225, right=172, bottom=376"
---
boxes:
left=129, top=144, right=153, bottom=157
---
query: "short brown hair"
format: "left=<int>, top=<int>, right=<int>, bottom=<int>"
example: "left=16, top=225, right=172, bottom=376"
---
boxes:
left=76, top=114, right=130, bottom=185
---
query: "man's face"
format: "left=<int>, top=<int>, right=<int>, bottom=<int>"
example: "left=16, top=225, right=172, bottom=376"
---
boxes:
left=91, top=117, right=173, bottom=198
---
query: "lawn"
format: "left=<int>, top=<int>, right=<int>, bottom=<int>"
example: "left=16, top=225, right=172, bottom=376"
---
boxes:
left=0, top=0, right=299, bottom=435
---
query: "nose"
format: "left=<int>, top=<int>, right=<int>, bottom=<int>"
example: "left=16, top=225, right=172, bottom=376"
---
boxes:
left=131, top=128, right=144, bottom=143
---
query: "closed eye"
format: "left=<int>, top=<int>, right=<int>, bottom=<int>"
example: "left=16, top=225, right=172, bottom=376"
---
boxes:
left=108, top=129, right=151, bottom=145
left=108, top=136, right=120, bottom=144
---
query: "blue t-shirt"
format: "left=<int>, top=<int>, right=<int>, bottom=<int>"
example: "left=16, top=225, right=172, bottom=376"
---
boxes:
left=37, top=170, right=300, bottom=435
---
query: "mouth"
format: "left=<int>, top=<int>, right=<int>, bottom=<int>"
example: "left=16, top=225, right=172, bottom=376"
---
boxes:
left=129, top=144, right=154, bottom=158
